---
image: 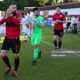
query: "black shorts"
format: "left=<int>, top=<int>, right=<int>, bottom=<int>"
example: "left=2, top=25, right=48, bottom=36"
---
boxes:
left=1, top=37, right=21, bottom=54
left=53, top=29, right=64, bottom=37
left=67, top=22, right=71, bottom=29
left=73, top=24, right=77, bottom=30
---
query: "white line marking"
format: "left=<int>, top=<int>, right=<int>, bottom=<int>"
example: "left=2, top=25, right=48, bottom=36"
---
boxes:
left=41, top=40, right=54, bottom=46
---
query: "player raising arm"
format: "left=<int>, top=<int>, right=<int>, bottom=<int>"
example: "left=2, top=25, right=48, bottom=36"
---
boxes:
left=0, top=3, right=21, bottom=77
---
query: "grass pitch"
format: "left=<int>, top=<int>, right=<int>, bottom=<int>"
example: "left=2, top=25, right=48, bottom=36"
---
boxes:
left=0, top=26, right=80, bottom=80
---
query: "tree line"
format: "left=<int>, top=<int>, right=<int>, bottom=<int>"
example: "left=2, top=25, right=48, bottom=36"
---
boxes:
left=0, top=0, right=79, bottom=10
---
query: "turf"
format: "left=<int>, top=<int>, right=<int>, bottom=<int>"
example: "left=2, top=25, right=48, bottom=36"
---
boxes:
left=0, top=26, right=80, bottom=80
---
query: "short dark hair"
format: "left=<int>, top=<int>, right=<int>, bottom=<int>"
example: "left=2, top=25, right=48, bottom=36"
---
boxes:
left=56, top=6, right=61, bottom=8
left=9, top=2, right=17, bottom=6
left=27, top=11, right=30, bottom=14
left=21, top=12, right=24, bottom=16
left=33, top=7, right=39, bottom=12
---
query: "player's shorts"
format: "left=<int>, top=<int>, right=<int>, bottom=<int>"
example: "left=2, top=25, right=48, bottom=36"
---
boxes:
left=73, top=23, right=77, bottom=30
left=72, top=23, right=77, bottom=34
left=53, top=29, right=64, bottom=37
left=67, top=22, right=71, bottom=29
left=1, top=37, right=20, bottom=53
left=31, top=34, right=41, bottom=46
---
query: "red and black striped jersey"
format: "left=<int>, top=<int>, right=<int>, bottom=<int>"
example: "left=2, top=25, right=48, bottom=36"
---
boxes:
left=0, top=13, right=21, bottom=39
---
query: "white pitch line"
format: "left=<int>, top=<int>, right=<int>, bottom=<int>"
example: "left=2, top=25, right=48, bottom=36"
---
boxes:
left=41, top=40, right=80, bottom=57
left=41, top=40, right=54, bottom=46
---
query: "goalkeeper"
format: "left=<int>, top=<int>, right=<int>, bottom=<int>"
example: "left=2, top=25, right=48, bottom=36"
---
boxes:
left=31, top=7, right=44, bottom=65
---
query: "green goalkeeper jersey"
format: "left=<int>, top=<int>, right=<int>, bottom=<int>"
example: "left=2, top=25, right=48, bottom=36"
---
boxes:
left=33, top=16, right=44, bottom=36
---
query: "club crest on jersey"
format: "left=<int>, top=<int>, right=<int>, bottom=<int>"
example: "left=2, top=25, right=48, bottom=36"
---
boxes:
left=14, top=16, right=16, bottom=18
left=17, top=17, right=22, bottom=20
left=60, top=15, right=62, bottom=17
left=37, top=19, right=39, bottom=22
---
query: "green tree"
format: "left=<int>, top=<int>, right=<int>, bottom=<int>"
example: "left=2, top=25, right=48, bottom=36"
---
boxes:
left=0, top=0, right=12, bottom=10
left=0, top=0, right=80, bottom=11
left=45, top=0, right=60, bottom=6
left=27, top=0, right=41, bottom=7
left=63, top=0, right=79, bottom=3
left=37, top=0, right=48, bottom=6
left=73, top=0, right=80, bottom=2
left=45, top=0, right=53, bottom=5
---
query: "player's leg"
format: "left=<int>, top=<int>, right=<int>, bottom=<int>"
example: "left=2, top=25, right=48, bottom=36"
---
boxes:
left=26, top=27, right=31, bottom=40
left=63, top=23, right=67, bottom=33
left=32, top=44, right=38, bottom=65
left=23, top=32, right=27, bottom=42
left=0, top=33, right=1, bottom=41
left=31, top=35, right=38, bottom=65
left=74, top=24, right=77, bottom=34
left=0, top=37, right=12, bottom=75
left=67, top=23, right=68, bottom=29
left=0, top=50, right=11, bottom=68
left=38, top=47, right=41, bottom=59
left=64, top=27, right=66, bottom=33
left=53, top=29, right=58, bottom=49
left=0, top=28, right=2, bottom=40
left=58, top=30, right=64, bottom=49
left=72, top=24, right=74, bottom=33
left=11, top=37, right=20, bottom=77
left=32, top=45, right=41, bottom=65
left=22, top=25, right=27, bottom=42
left=31, top=35, right=41, bottom=65
left=0, top=50, right=13, bottom=75
left=3, top=27, right=6, bottom=36
left=53, top=35, right=57, bottom=49
left=13, top=53, right=19, bottom=77
left=68, top=23, right=71, bottom=32
left=30, top=28, right=34, bottom=34
left=28, top=28, right=33, bottom=40
left=36, top=36, right=42, bottom=59
left=58, top=37, right=62, bottom=49
left=67, top=23, right=69, bottom=31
